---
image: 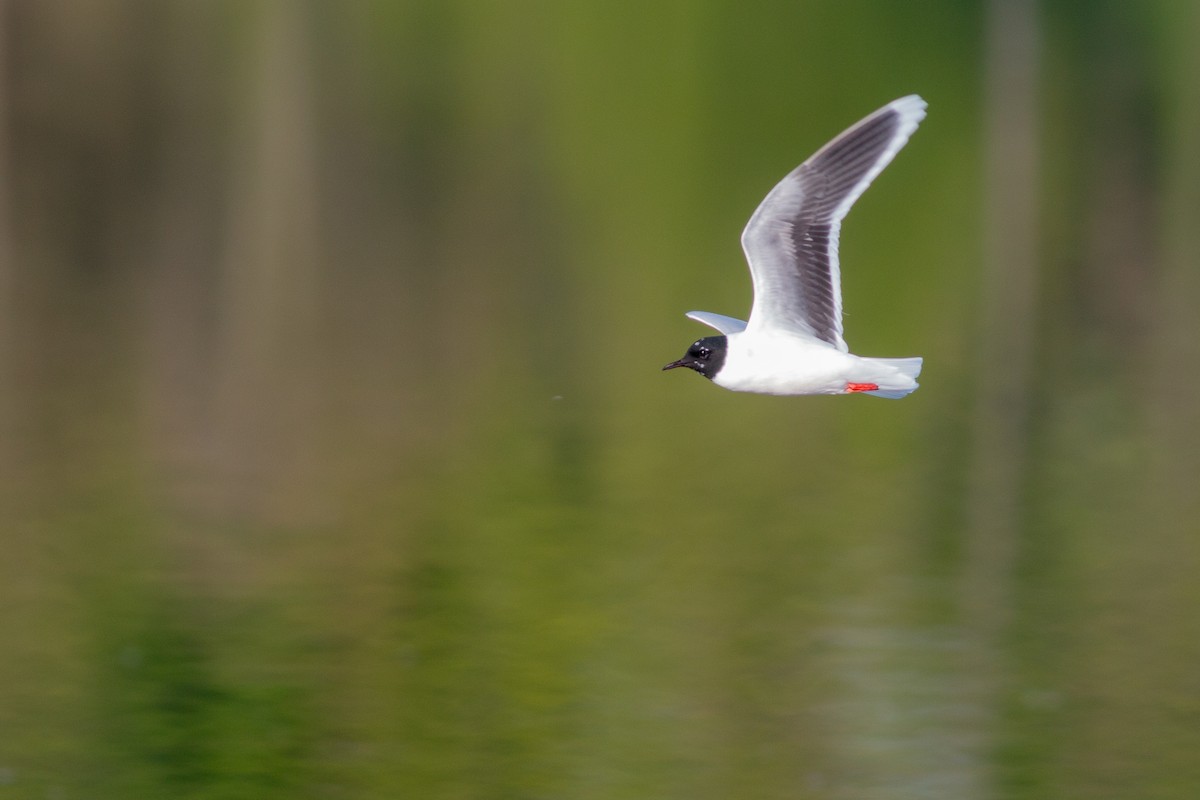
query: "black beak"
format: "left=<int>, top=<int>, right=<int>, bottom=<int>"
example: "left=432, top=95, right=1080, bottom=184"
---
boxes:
left=662, top=359, right=687, bottom=371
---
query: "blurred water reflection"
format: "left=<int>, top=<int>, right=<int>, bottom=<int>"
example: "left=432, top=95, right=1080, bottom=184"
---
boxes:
left=2, top=2, right=1199, bottom=798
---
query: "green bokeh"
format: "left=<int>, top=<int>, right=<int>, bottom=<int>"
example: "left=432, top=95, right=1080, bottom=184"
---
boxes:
left=1, top=2, right=1198, bottom=798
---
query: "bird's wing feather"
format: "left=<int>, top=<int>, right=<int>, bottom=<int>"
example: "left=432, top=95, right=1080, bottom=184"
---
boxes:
left=740, top=95, right=926, bottom=350
left=685, top=310, right=748, bottom=335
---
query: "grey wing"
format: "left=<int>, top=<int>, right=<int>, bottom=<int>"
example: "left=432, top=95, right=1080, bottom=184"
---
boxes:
left=740, top=95, right=926, bottom=350
left=686, top=310, right=747, bottom=335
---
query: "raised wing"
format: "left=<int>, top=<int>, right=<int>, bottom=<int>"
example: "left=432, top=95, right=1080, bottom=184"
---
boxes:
left=740, top=95, right=926, bottom=349
left=685, top=310, right=748, bottom=335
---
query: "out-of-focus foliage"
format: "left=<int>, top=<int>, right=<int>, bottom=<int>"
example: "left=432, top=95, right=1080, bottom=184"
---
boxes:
left=1, top=1, right=1198, bottom=798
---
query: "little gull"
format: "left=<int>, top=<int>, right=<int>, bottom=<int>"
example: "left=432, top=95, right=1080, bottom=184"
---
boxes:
left=663, top=95, right=926, bottom=399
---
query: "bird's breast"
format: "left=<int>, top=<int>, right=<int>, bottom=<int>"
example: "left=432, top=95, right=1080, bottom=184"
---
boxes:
left=713, top=332, right=857, bottom=396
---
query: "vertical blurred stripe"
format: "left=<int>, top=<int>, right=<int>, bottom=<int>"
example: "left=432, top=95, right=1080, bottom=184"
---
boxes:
left=967, top=0, right=1040, bottom=620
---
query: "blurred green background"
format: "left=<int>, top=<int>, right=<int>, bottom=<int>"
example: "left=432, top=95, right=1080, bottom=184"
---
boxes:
left=2, top=1, right=1199, bottom=798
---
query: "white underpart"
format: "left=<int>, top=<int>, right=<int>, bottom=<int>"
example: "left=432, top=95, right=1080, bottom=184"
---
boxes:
left=713, top=330, right=921, bottom=397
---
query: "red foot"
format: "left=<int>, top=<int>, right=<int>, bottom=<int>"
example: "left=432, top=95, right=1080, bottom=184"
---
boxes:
left=845, top=382, right=879, bottom=393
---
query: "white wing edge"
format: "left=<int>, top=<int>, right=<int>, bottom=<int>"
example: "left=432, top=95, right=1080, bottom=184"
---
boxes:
left=826, top=94, right=927, bottom=226
left=686, top=311, right=748, bottom=335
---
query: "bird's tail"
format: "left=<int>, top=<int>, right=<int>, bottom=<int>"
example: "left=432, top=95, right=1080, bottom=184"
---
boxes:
left=853, top=356, right=923, bottom=399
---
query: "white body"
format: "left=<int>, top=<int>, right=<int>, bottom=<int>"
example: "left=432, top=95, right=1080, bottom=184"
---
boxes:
left=715, top=329, right=921, bottom=398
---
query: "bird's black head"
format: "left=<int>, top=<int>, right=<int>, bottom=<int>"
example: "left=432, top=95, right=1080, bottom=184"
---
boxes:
left=662, top=335, right=727, bottom=380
